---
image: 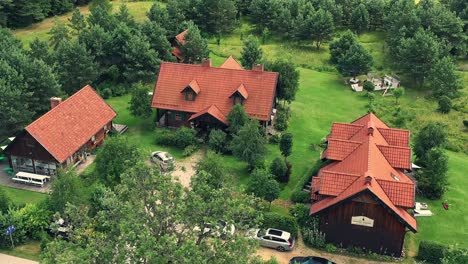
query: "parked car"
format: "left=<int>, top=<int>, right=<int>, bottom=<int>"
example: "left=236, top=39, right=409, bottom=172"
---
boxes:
left=194, top=220, right=235, bottom=239
left=247, top=228, right=295, bottom=251
left=289, top=256, right=336, bottom=264
left=150, top=151, right=174, bottom=171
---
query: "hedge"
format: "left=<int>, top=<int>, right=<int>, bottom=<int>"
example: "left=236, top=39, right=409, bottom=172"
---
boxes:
left=262, top=212, right=299, bottom=238
left=417, top=240, right=448, bottom=264
left=290, top=190, right=310, bottom=204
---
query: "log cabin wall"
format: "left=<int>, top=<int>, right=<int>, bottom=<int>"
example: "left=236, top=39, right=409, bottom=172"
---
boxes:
left=318, top=192, right=406, bottom=257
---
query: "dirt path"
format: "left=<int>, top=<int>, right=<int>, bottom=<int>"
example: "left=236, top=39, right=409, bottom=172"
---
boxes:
left=171, top=150, right=205, bottom=188
left=256, top=238, right=395, bottom=264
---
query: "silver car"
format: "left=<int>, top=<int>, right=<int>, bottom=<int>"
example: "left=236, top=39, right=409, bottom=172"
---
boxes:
left=150, top=151, right=174, bottom=171
left=248, top=228, right=295, bottom=251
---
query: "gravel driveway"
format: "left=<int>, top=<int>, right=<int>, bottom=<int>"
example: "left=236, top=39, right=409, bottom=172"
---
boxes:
left=171, top=150, right=205, bottom=188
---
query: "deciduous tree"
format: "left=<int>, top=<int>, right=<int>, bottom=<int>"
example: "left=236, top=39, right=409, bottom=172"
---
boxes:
left=414, top=122, right=447, bottom=166
left=53, top=40, right=98, bottom=95
left=49, top=18, right=70, bottom=50
left=427, top=57, right=462, bottom=98
left=308, top=9, right=334, bottom=50
left=329, top=30, right=358, bottom=65
left=246, top=168, right=280, bottom=209
left=128, top=83, right=152, bottom=118
left=266, top=60, right=299, bottom=104
left=227, top=104, right=249, bottom=134
left=279, top=132, right=293, bottom=161
left=231, top=119, right=267, bottom=169
left=68, top=8, right=86, bottom=34
left=241, top=35, right=263, bottom=69
left=416, top=148, right=448, bottom=199
left=351, top=3, right=369, bottom=33
left=337, top=43, right=373, bottom=78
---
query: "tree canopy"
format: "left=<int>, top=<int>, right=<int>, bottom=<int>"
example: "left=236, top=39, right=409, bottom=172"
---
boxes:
left=227, top=104, right=249, bottom=134
left=231, top=119, right=267, bottom=169
left=246, top=168, right=280, bottom=209
left=414, top=122, right=447, bottom=167
left=267, top=60, right=300, bottom=104
left=241, top=35, right=263, bottom=69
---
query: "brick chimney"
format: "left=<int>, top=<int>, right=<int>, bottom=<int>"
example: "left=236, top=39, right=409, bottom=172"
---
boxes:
left=201, top=59, right=211, bottom=67
left=252, top=64, right=264, bottom=71
left=50, top=97, right=62, bottom=109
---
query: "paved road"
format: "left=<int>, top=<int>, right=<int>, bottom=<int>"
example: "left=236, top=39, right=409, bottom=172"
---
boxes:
left=0, top=254, right=38, bottom=264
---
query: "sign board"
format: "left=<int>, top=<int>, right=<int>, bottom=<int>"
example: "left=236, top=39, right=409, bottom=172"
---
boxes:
left=351, top=216, right=374, bottom=227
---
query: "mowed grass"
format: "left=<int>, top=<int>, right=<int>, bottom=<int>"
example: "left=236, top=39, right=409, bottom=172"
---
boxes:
left=0, top=186, right=47, bottom=205
left=0, top=240, right=41, bottom=261
left=13, top=0, right=157, bottom=47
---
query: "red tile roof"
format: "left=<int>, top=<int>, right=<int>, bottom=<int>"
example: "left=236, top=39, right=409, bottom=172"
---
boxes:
left=151, top=59, right=278, bottom=121
left=220, top=56, right=243, bottom=70
left=188, top=105, right=227, bottom=124
left=185, top=80, right=201, bottom=94
left=25, top=85, right=116, bottom=163
left=231, top=84, right=249, bottom=99
left=172, top=30, right=188, bottom=60
left=311, top=113, right=416, bottom=232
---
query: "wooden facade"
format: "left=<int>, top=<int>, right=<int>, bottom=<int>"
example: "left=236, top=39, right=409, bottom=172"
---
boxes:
left=5, top=121, right=112, bottom=176
left=317, top=191, right=406, bottom=257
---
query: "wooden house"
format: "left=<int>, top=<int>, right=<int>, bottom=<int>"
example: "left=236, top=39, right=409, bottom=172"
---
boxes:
left=151, top=57, right=278, bottom=130
left=4, top=85, right=117, bottom=176
left=310, top=113, right=417, bottom=257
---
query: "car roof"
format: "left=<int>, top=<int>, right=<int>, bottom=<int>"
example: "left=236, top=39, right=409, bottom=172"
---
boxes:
left=154, top=151, right=172, bottom=160
left=266, top=228, right=291, bottom=240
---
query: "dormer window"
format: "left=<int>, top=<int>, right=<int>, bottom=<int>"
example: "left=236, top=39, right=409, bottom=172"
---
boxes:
left=233, top=94, right=244, bottom=105
left=185, top=90, right=196, bottom=101
left=230, top=84, right=248, bottom=105
left=181, top=80, right=200, bottom=101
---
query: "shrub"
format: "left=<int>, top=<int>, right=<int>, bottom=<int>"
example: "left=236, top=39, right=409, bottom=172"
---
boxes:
left=173, top=127, right=198, bottom=149
left=464, top=120, right=468, bottom=129
left=268, top=134, right=280, bottom=144
left=13, top=203, right=52, bottom=240
left=443, top=248, right=468, bottom=264
left=208, top=129, right=227, bottom=153
left=284, top=161, right=292, bottom=183
left=155, top=129, right=176, bottom=146
left=183, top=145, right=198, bottom=157
left=0, top=188, right=11, bottom=213
left=289, top=204, right=312, bottom=227
left=418, top=240, right=448, bottom=264
left=101, top=88, right=112, bottom=99
left=291, top=190, right=310, bottom=204
left=438, top=96, right=452, bottom=114
left=363, top=81, right=374, bottom=92
left=270, top=157, right=287, bottom=182
left=262, top=212, right=299, bottom=238
left=302, top=226, right=326, bottom=249
left=274, top=110, right=288, bottom=131
left=325, top=243, right=337, bottom=253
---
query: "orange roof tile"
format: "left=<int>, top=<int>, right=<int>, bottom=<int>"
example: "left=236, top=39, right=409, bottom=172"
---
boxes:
left=188, top=105, right=227, bottom=124
left=230, top=83, right=249, bottom=99
left=220, top=56, right=243, bottom=70
left=175, top=30, right=188, bottom=45
left=377, top=145, right=411, bottom=169
left=152, top=61, right=278, bottom=121
left=184, top=80, right=201, bottom=94
left=25, top=85, right=116, bottom=163
left=310, top=113, right=417, bottom=232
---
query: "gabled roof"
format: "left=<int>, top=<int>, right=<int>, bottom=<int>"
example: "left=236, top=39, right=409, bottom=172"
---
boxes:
left=220, top=56, right=243, bottom=70
left=24, top=85, right=116, bottom=163
left=230, top=83, right=249, bottom=99
left=182, top=80, right=201, bottom=94
left=172, top=30, right=188, bottom=60
left=188, top=105, right=227, bottom=124
left=311, top=113, right=416, bottom=232
left=151, top=58, right=278, bottom=121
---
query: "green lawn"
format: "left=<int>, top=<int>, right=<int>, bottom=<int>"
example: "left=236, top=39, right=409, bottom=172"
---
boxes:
left=0, top=240, right=41, bottom=261
left=12, top=0, right=157, bottom=47
left=0, top=186, right=47, bottom=205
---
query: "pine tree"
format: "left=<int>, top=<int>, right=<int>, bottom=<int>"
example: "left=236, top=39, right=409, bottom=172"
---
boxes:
left=241, top=35, right=263, bottom=69
left=68, top=8, right=87, bottom=34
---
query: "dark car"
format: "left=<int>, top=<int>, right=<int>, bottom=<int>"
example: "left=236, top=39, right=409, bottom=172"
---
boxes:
left=289, top=256, right=336, bottom=264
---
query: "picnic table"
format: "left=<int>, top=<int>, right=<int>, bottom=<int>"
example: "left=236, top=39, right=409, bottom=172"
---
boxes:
left=13, top=171, right=50, bottom=187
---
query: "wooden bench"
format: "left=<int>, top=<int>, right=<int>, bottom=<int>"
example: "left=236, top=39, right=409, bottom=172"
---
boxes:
left=30, top=180, right=44, bottom=187
left=12, top=178, right=30, bottom=184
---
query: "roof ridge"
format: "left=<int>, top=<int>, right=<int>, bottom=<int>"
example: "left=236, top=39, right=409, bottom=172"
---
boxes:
left=376, top=178, right=414, bottom=186
left=332, top=122, right=364, bottom=128
left=376, top=144, right=411, bottom=150
left=328, top=138, right=362, bottom=144
left=321, top=170, right=362, bottom=177
left=159, top=61, right=279, bottom=75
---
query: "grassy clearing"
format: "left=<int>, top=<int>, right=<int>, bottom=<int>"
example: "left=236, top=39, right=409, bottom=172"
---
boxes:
left=13, top=0, right=156, bottom=47
left=0, top=240, right=41, bottom=261
left=0, top=186, right=47, bottom=205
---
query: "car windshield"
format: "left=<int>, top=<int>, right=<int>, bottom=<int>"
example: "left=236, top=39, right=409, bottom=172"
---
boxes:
left=257, top=229, right=265, bottom=237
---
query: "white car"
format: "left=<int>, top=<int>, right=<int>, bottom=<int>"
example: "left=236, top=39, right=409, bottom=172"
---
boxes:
left=150, top=151, right=174, bottom=171
left=248, top=228, right=295, bottom=251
